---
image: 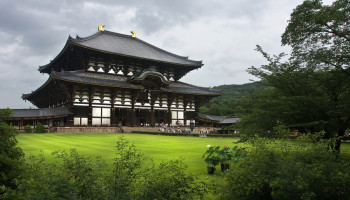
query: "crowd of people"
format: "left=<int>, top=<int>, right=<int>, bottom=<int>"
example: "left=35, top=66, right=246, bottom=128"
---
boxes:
left=137, top=122, right=227, bottom=135
left=156, top=122, right=191, bottom=133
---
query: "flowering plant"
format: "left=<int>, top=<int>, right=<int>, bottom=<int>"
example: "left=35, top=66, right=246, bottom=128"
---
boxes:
left=203, top=145, right=248, bottom=173
left=216, top=146, right=234, bottom=164
left=202, top=145, right=221, bottom=168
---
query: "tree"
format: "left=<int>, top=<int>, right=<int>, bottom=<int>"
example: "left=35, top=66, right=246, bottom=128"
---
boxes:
left=0, top=109, right=24, bottom=197
left=282, top=0, right=350, bottom=71
left=246, top=0, right=350, bottom=152
left=199, top=82, right=266, bottom=117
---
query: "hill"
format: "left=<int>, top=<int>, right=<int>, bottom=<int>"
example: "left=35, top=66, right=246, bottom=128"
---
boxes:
left=200, top=82, right=267, bottom=117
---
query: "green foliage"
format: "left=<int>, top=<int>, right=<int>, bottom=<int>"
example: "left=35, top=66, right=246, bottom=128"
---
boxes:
left=13, top=150, right=107, bottom=200
left=202, top=146, right=221, bottom=170
left=272, top=121, right=291, bottom=138
left=23, top=125, right=32, bottom=133
left=108, top=136, right=143, bottom=200
left=0, top=109, right=13, bottom=122
left=282, top=0, right=350, bottom=70
left=0, top=109, right=24, bottom=198
left=241, top=120, right=292, bottom=139
left=35, top=122, right=45, bottom=133
left=202, top=145, right=247, bottom=174
left=200, top=82, right=267, bottom=116
left=134, top=160, right=206, bottom=200
left=245, top=0, right=350, bottom=147
left=10, top=136, right=209, bottom=199
left=219, top=137, right=350, bottom=200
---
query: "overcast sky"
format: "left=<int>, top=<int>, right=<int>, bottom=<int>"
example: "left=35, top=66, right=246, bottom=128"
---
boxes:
left=0, top=0, right=332, bottom=108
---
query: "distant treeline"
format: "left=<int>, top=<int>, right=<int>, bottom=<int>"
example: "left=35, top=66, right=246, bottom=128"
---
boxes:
left=200, top=82, right=267, bottom=117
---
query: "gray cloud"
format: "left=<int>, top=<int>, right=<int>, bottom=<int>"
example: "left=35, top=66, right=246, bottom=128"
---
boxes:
left=0, top=0, right=311, bottom=108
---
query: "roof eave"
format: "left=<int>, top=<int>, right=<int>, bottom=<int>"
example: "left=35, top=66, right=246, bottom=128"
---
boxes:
left=38, top=38, right=72, bottom=73
left=22, top=76, right=54, bottom=100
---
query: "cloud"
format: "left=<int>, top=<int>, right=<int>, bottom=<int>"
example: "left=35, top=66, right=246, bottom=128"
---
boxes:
left=0, top=0, right=310, bottom=108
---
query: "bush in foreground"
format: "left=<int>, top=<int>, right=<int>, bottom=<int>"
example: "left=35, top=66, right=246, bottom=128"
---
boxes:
left=134, top=160, right=206, bottom=200
left=13, top=150, right=106, bottom=200
left=219, top=137, right=350, bottom=200
left=10, top=137, right=205, bottom=200
left=0, top=109, right=24, bottom=199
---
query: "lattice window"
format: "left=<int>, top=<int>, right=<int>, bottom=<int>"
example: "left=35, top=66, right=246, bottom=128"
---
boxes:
left=74, top=117, right=88, bottom=126
left=171, top=111, right=184, bottom=126
left=92, top=107, right=111, bottom=126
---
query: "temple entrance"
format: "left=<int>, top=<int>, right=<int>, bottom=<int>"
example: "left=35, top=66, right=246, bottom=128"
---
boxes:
left=114, top=108, right=129, bottom=126
left=155, top=110, right=168, bottom=125
left=136, top=109, right=148, bottom=126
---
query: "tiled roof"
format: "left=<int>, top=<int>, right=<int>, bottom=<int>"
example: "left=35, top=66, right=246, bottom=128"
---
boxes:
left=198, top=113, right=241, bottom=124
left=11, top=107, right=71, bottom=119
left=52, top=70, right=143, bottom=89
left=50, top=70, right=221, bottom=96
left=70, top=31, right=203, bottom=66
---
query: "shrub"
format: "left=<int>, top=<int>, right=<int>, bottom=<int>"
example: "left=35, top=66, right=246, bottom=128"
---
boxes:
left=134, top=160, right=206, bottom=200
left=14, top=150, right=107, bottom=200
left=0, top=109, right=24, bottom=198
left=219, top=137, right=350, bottom=200
left=107, top=136, right=143, bottom=200
left=10, top=136, right=209, bottom=199
left=35, top=122, right=45, bottom=133
left=203, top=145, right=247, bottom=174
left=23, top=125, right=32, bottom=133
left=202, top=146, right=221, bottom=173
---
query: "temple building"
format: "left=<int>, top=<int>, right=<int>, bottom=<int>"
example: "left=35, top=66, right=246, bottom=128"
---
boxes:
left=9, top=28, right=221, bottom=130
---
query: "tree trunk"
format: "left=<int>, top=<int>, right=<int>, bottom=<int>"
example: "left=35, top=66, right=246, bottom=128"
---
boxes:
left=334, top=129, right=346, bottom=154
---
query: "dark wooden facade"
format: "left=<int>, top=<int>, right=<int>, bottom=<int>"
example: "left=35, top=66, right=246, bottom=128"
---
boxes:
left=21, top=30, right=221, bottom=127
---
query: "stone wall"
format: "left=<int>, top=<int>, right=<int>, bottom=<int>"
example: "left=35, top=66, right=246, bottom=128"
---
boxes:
left=53, top=127, right=121, bottom=133
left=51, top=126, right=217, bottom=133
left=53, top=126, right=159, bottom=133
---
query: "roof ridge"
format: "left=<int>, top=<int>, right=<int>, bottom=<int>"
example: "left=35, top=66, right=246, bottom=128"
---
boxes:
left=130, top=35, right=200, bottom=63
left=71, top=30, right=202, bottom=64
left=72, top=31, right=103, bottom=42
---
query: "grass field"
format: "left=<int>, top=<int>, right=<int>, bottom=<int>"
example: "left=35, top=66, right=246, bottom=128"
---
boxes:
left=17, top=133, right=241, bottom=176
left=17, top=133, right=350, bottom=177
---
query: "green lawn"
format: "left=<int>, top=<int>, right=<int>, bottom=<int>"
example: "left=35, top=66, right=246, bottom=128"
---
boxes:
left=17, top=133, right=350, bottom=177
left=17, top=133, right=241, bottom=176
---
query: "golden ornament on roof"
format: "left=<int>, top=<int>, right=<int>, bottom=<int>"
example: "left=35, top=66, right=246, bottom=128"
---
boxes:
left=98, top=24, right=105, bottom=31
left=131, top=31, right=137, bottom=38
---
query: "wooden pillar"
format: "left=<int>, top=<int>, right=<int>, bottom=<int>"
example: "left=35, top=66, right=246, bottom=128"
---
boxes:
left=150, top=92, right=158, bottom=127
left=110, top=88, right=116, bottom=126
left=167, top=94, right=175, bottom=125
left=129, top=109, right=136, bottom=127
left=194, top=96, right=202, bottom=120
left=167, top=108, right=172, bottom=125
left=20, top=119, right=23, bottom=130
left=130, top=92, right=138, bottom=127
left=66, top=84, right=76, bottom=126
left=88, top=87, right=94, bottom=126
left=184, top=97, right=188, bottom=126
left=150, top=107, right=155, bottom=127
left=126, top=108, right=134, bottom=127
left=111, top=107, right=116, bottom=126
